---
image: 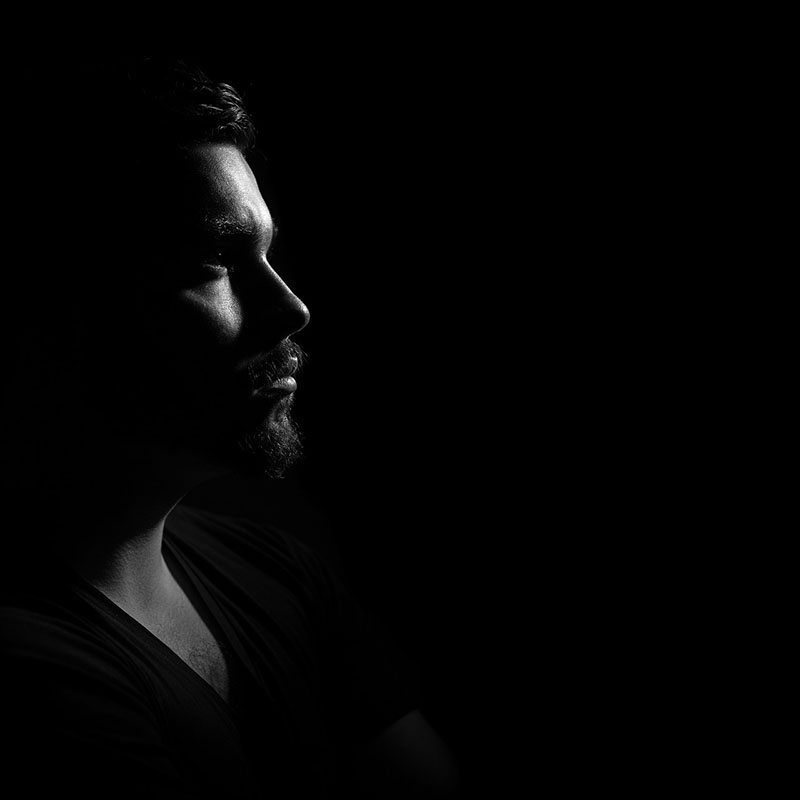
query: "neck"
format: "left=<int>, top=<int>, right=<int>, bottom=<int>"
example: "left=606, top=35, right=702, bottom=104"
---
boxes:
left=44, top=434, right=226, bottom=614
left=62, top=488, right=179, bottom=614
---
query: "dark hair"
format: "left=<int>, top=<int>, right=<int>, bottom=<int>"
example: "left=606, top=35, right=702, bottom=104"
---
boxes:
left=129, top=57, right=256, bottom=150
left=26, top=56, right=256, bottom=155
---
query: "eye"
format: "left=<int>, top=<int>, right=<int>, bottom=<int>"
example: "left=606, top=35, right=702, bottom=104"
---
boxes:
left=199, top=249, right=234, bottom=276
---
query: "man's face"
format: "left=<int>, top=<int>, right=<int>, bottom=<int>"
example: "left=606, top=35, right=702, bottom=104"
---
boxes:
left=73, top=142, right=310, bottom=479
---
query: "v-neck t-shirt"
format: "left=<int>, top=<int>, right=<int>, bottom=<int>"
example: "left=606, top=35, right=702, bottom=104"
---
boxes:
left=0, top=503, right=419, bottom=799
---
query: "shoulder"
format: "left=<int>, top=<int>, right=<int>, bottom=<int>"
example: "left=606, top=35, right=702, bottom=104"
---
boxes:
left=1, top=600, right=146, bottom=695
left=0, top=604, right=192, bottom=797
left=0, top=601, right=161, bottom=763
left=1, top=561, right=160, bottom=705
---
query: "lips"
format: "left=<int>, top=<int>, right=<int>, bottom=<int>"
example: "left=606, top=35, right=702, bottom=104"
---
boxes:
left=270, top=355, right=298, bottom=390
left=244, top=341, right=305, bottom=401
left=252, top=355, right=299, bottom=397
left=266, top=374, right=297, bottom=393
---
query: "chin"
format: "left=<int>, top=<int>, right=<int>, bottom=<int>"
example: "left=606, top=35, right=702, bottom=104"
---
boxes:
left=149, top=391, right=304, bottom=480
left=229, top=414, right=304, bottom=479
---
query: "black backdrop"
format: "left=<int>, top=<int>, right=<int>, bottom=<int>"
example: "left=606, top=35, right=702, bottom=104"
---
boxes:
left=170, top=33, right=697, bottom=795
left=11, top=32, right=695, bottom=797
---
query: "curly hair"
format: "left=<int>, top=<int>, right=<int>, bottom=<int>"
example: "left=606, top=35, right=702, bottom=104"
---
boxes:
left=116, top=56, right=256, bottom=150
left=28, top=56, right=256, bottom=152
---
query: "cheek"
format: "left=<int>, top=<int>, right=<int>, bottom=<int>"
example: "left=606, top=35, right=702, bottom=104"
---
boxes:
left=127, top=283, right=243, bottom=363
left=87, top=284, right=243, bottom=395
left=142, top=286, right=245, bottom=408
left=107, top=290, right=244, bottom=423
left=172, top=283, right=243, bottom=349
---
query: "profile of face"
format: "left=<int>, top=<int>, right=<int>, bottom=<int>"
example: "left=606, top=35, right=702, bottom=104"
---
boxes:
left=49, top=142, right=311, bottom=481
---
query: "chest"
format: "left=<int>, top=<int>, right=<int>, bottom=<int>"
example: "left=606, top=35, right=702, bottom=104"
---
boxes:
left=142, top=595, right=231, bottom=702
left=164, top=623, right=230, bottom=701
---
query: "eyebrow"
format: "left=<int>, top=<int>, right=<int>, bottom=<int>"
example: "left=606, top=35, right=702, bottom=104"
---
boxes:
left=199, top=214, right=278, bottom=246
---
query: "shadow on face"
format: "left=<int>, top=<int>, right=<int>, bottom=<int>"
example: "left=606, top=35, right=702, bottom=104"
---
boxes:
left=4, top=142, right=310, bottom=489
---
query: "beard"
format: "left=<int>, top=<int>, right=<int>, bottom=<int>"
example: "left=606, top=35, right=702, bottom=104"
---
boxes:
left=232, top=393, right=304, bottom=478
left=74, top=337, right=309, bottom=481
left=208, top=338, right=307, bottom=479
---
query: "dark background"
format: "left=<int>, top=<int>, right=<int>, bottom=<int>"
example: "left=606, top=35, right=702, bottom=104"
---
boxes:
left=171, top=34, right=715, bottom=794
left=8, top=32, right=718, bottom=795
left=178, top=50, right=525, bottom=794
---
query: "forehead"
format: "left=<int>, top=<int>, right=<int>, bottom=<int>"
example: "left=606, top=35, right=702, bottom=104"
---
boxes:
left=160, top=142, right=273, bottom=235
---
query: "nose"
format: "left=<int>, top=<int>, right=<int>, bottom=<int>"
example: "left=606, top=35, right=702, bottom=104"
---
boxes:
left=278, top=289, right=311, bottom=338
left=242, top=260, right=310, bottom=344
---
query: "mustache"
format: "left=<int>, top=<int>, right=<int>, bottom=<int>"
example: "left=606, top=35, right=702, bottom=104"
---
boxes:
left=245, top=339, right=307, bottom=391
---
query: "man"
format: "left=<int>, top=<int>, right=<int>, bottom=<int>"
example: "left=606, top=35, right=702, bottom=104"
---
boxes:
left=0, top=57, right=460, bottom=799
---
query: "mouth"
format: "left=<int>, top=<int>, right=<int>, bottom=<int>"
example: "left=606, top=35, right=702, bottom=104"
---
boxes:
left=253, top=355, right=299, bottom=398
left=261, top=375, right=297, bottom=394
left=244, top=345, right=303, bottom=404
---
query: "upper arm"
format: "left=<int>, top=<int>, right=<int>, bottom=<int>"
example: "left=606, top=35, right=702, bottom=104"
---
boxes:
left=346, top=709, right=462, bottom=799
